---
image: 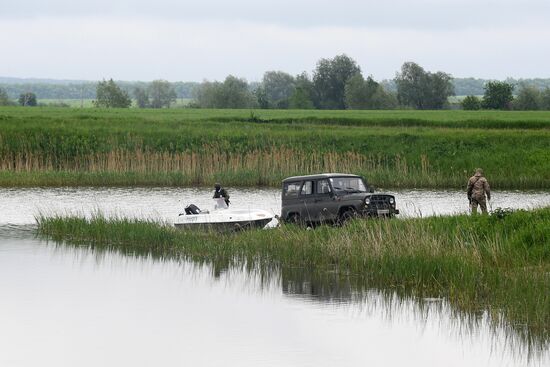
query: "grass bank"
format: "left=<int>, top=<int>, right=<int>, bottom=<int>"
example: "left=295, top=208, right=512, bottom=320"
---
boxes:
left=1, top=107, right=549, bottom=188
left=37, top=208, right=550, bottom=346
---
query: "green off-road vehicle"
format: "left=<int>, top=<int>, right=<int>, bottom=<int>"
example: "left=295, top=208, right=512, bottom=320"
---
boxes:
left=281, top=173, right=399, bottom=225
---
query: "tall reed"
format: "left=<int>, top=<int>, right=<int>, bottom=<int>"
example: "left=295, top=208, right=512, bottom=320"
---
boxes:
left=0, top=146, right=442, bottom=187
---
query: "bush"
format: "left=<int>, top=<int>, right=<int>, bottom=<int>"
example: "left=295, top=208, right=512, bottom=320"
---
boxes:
left=461, top=95, right=482, bottom=110
left=94, top=79, right=132, bottom=108
left=18, top=92, right=37, bottom=106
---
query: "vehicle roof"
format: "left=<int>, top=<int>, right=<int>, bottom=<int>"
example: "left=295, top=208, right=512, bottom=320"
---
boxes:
left=282, top=173, right=361, bottom=183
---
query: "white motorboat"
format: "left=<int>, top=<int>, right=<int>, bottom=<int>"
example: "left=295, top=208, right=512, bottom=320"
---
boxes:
left=174, top=198, right=274, bottom=232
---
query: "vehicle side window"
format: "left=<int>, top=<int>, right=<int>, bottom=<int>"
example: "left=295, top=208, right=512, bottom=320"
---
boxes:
left=284, top=182, right=301, bottom=198
left=316, top=180, right=332, bottom=195
left=300, top=181, right=313, bottom=195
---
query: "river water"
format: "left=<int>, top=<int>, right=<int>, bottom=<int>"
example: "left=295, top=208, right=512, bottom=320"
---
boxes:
left=1, top=187, right=549, bottom=225
left=0, top=187, right=549, bottom=367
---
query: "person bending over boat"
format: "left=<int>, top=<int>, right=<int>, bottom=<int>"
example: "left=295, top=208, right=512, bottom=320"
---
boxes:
left=213, top=183, right=230, bottom=206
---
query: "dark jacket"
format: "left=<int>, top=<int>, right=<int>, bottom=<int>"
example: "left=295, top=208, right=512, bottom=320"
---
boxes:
left=213, top=188, right=230, bottom=205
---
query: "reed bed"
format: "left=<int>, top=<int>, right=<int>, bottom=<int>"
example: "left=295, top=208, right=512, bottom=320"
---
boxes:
left=0, top=147, right=446, bottom=187
left=1, top=107, right=549, bottom=188
left=37, top=208, right=550, bottom=346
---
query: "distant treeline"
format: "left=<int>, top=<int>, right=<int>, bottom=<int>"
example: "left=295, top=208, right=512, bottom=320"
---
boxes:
left=0, top=79, right=197, bottom=100
left=3, top=55, right=550, bottom=111
left=381, top=77, right=550, bottom=96
left=3, top=76, right=550, bottom=101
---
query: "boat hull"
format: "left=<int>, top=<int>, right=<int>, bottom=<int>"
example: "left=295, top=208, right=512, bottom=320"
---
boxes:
left=174, top=206, right=274, bottom=232
left=174, top=217, right=273, bottom=232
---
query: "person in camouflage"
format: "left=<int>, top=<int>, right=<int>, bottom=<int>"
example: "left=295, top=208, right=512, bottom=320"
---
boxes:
left=467, top=168, right=491, bottom=214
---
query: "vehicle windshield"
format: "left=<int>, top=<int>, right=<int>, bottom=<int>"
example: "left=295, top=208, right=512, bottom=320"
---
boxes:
left=329, top=177, right=367, bottom=193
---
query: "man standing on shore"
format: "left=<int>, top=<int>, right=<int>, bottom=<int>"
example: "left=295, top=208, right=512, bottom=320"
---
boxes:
left=467, top=168, right=491, bottom=214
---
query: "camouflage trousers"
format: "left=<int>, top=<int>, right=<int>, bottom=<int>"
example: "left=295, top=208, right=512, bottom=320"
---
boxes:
left=470, top=196, right=488, bottom=215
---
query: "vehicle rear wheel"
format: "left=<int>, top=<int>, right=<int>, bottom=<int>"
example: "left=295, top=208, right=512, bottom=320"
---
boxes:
left=287, top=213, right=301, bottom=226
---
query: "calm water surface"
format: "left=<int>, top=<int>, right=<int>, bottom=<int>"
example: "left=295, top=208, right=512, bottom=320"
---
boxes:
left=0, top=187, right=549, bottom=367
left=0, top=186, right=549, bottom=224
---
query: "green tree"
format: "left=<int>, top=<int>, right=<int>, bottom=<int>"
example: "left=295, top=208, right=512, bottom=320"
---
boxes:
left=541, top=88, right=550, bottom=110
left=313, top=54, right=361, bottom=109
left=193, top=80, right=221, bottom=108
left=261, top=71, right=295, bottom=108
left=133, top=87, right=150, bottom=108
left=219, top=75, right=256, bottom=108
left=94, top=79, right=132, bottom=108
left=481, top=81, right=514, bottom=110
left=370, top=86, right=398, bottom=109
left=18, top=92, right=37, bottom=106
left=395, top=62, right=454, bottom=109
left=148, top=80, right=177, bottom=108
left=344, top=75, right=381, bottom=109
left=513, top=85, right=542, bottom=110
left=427, top=71, right=455, bottom=108
left=0, top=87, right=13, bottom=106
left=288, top=72, right=314, bottom=109
left=254, top=86, right=269, bottom=109
left=192, top=76, right=256, bottom=109
left=344, top=74, right=369, bottom=109
left=461, top=95, right=482, bottom=110
left=395, top=62, right=426, bottom=109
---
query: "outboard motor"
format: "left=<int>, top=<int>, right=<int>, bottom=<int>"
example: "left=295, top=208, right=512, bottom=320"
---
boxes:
left=184, top=204, right=201, bottom=215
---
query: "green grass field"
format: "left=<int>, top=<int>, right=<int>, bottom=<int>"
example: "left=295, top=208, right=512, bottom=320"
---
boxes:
left=37, top=98, right=193, bottom=108
left=37, top=99, right=95, bottom=108
left=37, top=208, right=550, bottom=347
left=0, top=107, right=549, bottom=188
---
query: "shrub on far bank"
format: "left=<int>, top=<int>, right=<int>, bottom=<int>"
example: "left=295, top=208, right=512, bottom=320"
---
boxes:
left=461, top=95, right=482, bottom=110
left=18, top=92, right=37, bottom=106
left=94, top=79, right=132, bottom=108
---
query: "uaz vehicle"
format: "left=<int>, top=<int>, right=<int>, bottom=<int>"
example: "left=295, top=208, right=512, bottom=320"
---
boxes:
left=281, top=173, right=399, bottom=225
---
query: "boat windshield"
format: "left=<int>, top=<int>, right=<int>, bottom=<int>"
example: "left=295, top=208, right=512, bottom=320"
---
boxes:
left=329, top=177, right=367, bottom=193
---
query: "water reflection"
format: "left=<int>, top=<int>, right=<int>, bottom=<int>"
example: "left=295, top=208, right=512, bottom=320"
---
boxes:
left=17, top=223, right=548, bottom=365
left=278, top=267, right=548, bottom=363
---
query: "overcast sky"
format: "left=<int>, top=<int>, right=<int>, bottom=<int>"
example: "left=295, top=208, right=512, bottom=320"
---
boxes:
left=1, top=0, right=549, bottom=81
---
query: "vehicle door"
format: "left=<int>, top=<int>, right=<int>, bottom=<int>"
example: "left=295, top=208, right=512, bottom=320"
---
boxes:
left=314, top=179, right=338, bottom=222
left=299, top=180, right=316, bottom=222
left=282, top=181, right=302, bottom=220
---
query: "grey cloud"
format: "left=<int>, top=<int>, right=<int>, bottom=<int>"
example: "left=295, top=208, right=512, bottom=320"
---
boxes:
left=3, top=0, right=550, bottom=30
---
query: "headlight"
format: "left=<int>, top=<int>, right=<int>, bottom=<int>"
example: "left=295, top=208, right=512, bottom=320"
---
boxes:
left=365, top=197, right=370, bottom=205
left=389, top=198, right=394, bottom=204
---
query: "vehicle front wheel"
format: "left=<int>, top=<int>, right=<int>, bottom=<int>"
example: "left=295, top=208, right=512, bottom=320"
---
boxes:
left=337, top=209, right=356, bottom=226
